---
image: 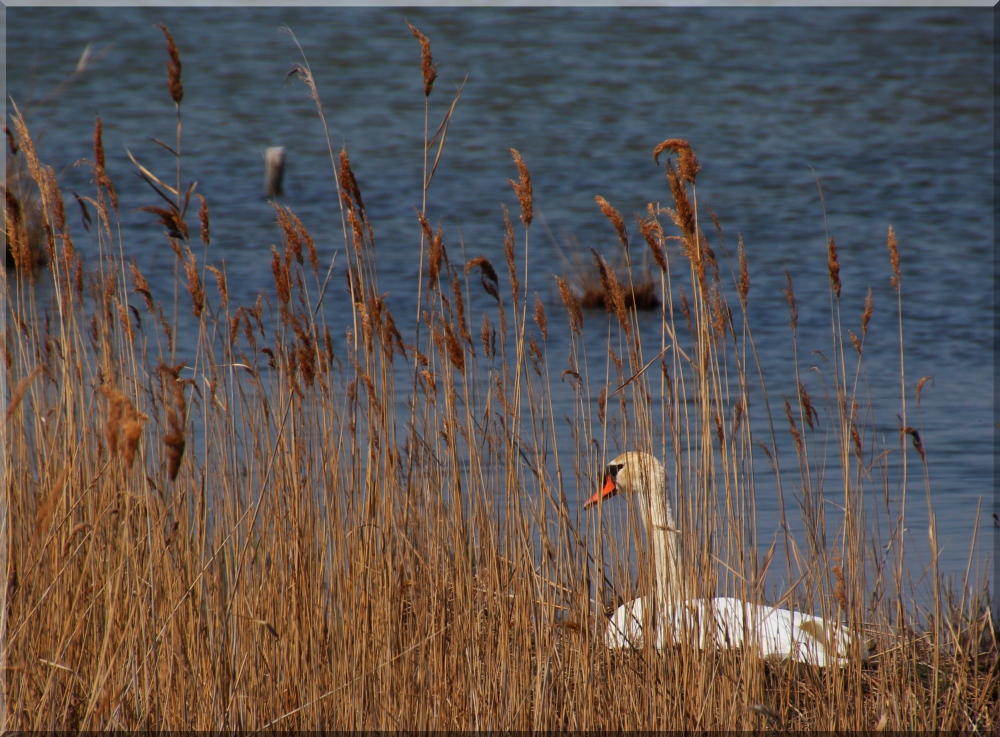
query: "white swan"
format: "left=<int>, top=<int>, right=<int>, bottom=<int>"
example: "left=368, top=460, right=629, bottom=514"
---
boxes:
left=586, top=452, right=867, bottom=667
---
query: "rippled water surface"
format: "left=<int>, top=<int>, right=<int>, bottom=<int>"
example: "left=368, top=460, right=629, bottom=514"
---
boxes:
left=8, top=7, right=993, bottom=587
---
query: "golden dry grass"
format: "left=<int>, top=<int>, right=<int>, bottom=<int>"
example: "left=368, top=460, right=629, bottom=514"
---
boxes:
left=3, top=23, right=996, bottom=730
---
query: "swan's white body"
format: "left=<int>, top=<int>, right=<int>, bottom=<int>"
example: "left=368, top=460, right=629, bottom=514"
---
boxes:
left=587, top=452, right=866, bottom=667
left=605, top=595, right=855, bottom=667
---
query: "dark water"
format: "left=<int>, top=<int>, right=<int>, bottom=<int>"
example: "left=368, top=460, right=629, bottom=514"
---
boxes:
left=7, top=7, right=993, bottom=589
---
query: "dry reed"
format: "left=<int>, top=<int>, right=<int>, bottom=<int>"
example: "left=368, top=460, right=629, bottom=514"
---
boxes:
left=3, top=25, right=995, bottom=733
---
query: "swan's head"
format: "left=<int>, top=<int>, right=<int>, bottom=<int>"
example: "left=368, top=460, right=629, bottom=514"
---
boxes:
left=584, top=451, right=664, bottom=509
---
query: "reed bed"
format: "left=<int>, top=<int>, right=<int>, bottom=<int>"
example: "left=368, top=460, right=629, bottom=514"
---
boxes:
left=3, top=24, right=996, bottom=730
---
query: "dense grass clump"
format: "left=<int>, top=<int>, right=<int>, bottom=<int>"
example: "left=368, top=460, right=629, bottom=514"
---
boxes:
left=3, top=24, right=995, bottom=730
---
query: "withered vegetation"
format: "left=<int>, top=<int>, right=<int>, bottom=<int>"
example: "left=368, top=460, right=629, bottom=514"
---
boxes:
left=4, top=22, right=995, bottom=731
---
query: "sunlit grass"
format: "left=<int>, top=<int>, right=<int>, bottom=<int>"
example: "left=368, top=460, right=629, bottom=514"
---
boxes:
left=3, top=22, right=995, bottom=730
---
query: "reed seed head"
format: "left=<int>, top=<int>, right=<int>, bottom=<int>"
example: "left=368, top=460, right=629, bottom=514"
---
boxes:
left=157, top=362, right=188, bottom=481
left=554, top=276, right=583, bottom=336
left=734, top=399, right=745, bottom=435
left=653, top=138, right=700, bottom=184
left=129, top=259, right=155, bottom=313
left=118, top=303, right=135, bottom=343
left=784, top=397, right=803, bottom=458
left=444, top=321, right=465, bottom=375
left=339, top=147, right=365, bottom=215
left=591, top=250, right=629, bottom=334
left=272, top=246, right=291, bottom=306
left=849, top=329, right=862, bottom=355
left=533, top=294, right=547, bottom=341
left=273, top=203, right=303, bottom=265
left=851, top=421, right=863, bottom=461
left=915, top=376, right=933, bottom=405
left=713, top=410, right=725, bottom=448
left=507, top=149, right=534, bottom=228
left=5, top=191, right=28, bottom=270
left=832, top=562, right=848, bottom=612
left=465, top=256, right=500, bottom=303
left=122, top=405, right=148, bottom=469
left=595, top=196, right=627, bottom=251
left=428, top=222, right=445, bottom=290
left=862, top=286, right=873, bottom=337
left=738, top=234, right=749, bottom=305
left=182, top=246, right=204, bottom=317
left=502, top=205, right=519, bottom=305
left=664, top=162, right=696, bottom=250
left=406, top=21, right=437, bottom=97
left=416, top=209, right=433, bottom=246
left=481, top=313, right=493, bottom=359
left=206, top=264, right=228, bottom=309
left=157, top=24, right=184, bottom=105
left=827, top=235, right=841, bottom=298
left=452, top=274, right=472, bottom=347
left=197, top=194, right=210, bottom=247
left=903, top=426, right=925, bottom=461
left=528, top=333, right=542, bottom=376
left=799, top=380, right=817, bottom=431
left=139, top=205, right=188, bottom=241
left=99, top=385, right=125, bottom=458
left=286, top=209, right=318, bottom=275
left=757, top=439, right=775, bottom=468
left=783, top=270, right=798, bottom=332
left=637, top=209, right=667, bottom=272
left=887, top=225, right=900, bottom=292
left=93, top=115, right=106, bottom=171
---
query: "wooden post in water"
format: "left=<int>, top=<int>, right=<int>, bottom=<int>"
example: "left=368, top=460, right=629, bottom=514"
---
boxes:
left=264, top=146, right=286, bottom=197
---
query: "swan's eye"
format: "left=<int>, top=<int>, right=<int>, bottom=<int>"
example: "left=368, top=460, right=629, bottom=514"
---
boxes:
left=606, top=463, right=623, bottom=480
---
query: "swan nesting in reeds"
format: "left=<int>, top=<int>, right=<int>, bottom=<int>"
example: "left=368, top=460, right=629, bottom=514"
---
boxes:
left=586, top=452, right=868, bottom=667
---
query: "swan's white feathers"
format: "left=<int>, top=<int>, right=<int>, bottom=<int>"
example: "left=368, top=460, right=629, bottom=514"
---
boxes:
left=594, top=452, right=867, bottom=667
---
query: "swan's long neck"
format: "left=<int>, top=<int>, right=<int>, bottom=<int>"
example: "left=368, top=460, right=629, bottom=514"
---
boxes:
left=637, top=463, right=683, bottom=610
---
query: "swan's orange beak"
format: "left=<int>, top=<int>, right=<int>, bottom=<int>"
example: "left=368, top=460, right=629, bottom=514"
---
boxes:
left=584, top=472, right=618, bottom=509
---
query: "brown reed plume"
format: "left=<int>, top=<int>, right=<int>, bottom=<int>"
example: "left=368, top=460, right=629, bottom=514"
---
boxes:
left=783, top=269, right=798, bottom=332
left=653, top=137, right=701, bottom=183
left=197, top=193, right=210, bottom=246
left=737, top=233, right=749, bottom=306
left=887, top=225, right=900, bottom=292
left=428, top=222, right=445, bottom=289
left=501, top=204, right=519, bottom=304
left=338, top=147, right=368, bottom=230
left=181, top=244, right=204, bottom=317
left=158, top=362, right=187, bottom=480
left=157, top=24, right=184, bottom=104
left=206, top=264, right=228, bottom=309
left=827, top=235, right=841, bottom=298
left=595, top=196, right=627, bottom=251
left=862, top=287, right=873, bottom=336
left=591, top=249, right=629, bottom=333
left=465, top=256, right=500, bottom=304
left=129, top=259, right=155, bottom=313
left=406, top=21, right=437, bottom=97
left=915, top=375, right=933, bottom=406
left=533, top=294, right=547, bottom=341
left=637, top=206, right=667, bottom=272
left=554, top=275, right=583, bottom=335
left=93, top=114, right=105, bottom=169
left=508, top=149, right=533, bottom=228
left=451, top=274, right=472, bottom=347
left=5, top=189, right=29, bottom=269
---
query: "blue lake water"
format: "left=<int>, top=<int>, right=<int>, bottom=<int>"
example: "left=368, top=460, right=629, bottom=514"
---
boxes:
left=7, top=7, right=993, bottom=593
